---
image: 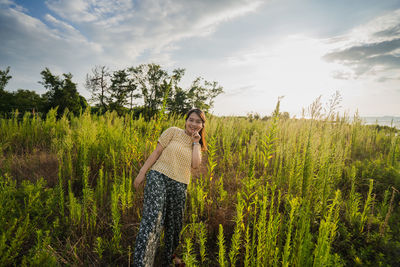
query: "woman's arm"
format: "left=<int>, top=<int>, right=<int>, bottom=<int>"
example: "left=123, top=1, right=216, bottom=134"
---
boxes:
left=134, top=143, right=164, bottom=189
left=192, top=143, right=202, bottom=169
left=191, top=129, right=202, bottom=169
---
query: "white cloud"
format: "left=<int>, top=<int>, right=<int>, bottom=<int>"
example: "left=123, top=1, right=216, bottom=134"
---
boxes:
left=43, top=0, right=266, bottom=65
left=0, top=4, right=102, bottom=94
left=349, top=9, right=400, bottom=43
left=323, top=9, right=400, bottom=81
left=45, top=0, right=98, bottom=22
left=0, top=0, right=26, bottom=12
left=1, top=0, right=267, bottom=98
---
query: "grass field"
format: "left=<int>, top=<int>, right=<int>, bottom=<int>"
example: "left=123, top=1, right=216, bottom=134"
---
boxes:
left=0, top=104, right=399, bottom=266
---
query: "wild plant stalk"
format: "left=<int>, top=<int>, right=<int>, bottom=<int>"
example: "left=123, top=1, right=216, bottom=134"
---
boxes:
left=197, top=179, right=206, bottom=216
left=318, top=127, right=333, bottom=216
left=111, top=183, right=121, bottom=252
left=293, top=200, right=313, bottom=267
left=82, top=166, right=96, bottom=230
left=367, top=193, right=376, bottom=240
left=301, top=125, right=313, bottom=198
left=127, top=167, right=133, bottom=212
left=120, top=170, right=127, bottom=215
left=313, top=190, right=341, bottom=267
left=244, top=223, right=251, bottom=267
left=96, top=167, right=105, bottom=209
left=243, top=156, right=257, bottom=205
left=94, top=237, right=104, bottom=260
left=287, top=141, right=301, bottom=196
left=379, top=186, right=398, bottom=237
left=386, top=130, right=398, bottom=167
left=229, top=193, right=245, bottom=266
left=217, top=174, right=228, bottom=203
left=222, top=134, right=232, bottom=168
left=260, top=98, right=280, bottom=175
left=250, top=194, right=259, bottom=266
left=182, top=236, right=197, bottom=267
left=282, top=197, right=300, bottom=267
left=206, top=135, right=218, bottom=219
left=378, top=189, right=390, bottom=221
left=265, top=186, right=281, bottom=266
left=360, top=179, right=374, bottom=233
left=68, top=180, right=82, bottom=226
left=197, top=221, right=207, bottom=265
left=256, top=194, right=268, bottom=266
left=57, top=157, right=65, bottom=218
left=29, top=229, right=58, bottom=265
left=207, top=135, right=217, bottom=183
left=346, top=165, right=361, bottom=228
left=1, top=215, right=30, bottom=264
left=217, top=224, right=227, bottom=267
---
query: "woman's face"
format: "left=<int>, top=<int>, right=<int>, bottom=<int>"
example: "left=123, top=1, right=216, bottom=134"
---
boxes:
left=185, top=112, right=203, bottom=134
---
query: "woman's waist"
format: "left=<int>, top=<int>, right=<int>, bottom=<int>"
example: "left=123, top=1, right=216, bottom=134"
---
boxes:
left=150, top=166, right=190, bottom=185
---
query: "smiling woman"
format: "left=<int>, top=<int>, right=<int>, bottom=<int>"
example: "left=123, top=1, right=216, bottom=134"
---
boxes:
left=132, top=108, right=207, bottom=266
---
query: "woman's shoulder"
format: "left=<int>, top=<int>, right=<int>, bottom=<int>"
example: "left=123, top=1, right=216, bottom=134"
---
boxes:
left=160, top=126, right=183, bottom=137
left=165, top=126, right=183, bottom=133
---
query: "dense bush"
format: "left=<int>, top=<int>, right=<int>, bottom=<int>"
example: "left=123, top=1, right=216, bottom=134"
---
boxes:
left=0, top=176, right=61, bottom=265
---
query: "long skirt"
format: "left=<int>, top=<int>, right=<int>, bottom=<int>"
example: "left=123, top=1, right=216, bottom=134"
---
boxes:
left=133, top=170, right=187, bottom=267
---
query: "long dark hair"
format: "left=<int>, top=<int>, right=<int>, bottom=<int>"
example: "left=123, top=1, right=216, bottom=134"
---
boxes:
left=185, top=108, right=207, bottom=151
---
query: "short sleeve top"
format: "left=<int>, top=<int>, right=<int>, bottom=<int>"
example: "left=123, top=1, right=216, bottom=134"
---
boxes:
left=151, top=127, right=194, bottom=184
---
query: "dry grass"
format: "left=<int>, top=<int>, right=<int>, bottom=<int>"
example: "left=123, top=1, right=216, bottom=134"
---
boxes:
left=4, top=150, right=59, bottom=187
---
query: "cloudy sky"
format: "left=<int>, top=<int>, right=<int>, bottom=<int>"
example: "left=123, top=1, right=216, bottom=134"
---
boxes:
left=1, top=0, right=400, bottom=117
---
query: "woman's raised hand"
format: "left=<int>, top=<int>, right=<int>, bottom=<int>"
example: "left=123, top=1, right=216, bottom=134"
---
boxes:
left=191, top=128, right=201, bottom=143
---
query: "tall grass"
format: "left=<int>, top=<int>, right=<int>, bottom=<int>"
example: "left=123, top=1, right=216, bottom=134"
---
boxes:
left=0, top=106, right=399, bottom=265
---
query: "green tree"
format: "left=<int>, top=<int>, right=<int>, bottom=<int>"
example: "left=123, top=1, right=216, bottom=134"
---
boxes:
left=40, top=68, right=87, bottom=116
left=168, top=87, right=191, bottom=115
left=129, top=63, right=170, bottom=119
left=108, top=69, right=134, bottom=116
left=0, top=67, right=48, bottom=116
left=12, top=89, right=45, bottom=114
left=187, top=77, right=224, bottom=113
left=0, top=66, right=13, bottom=114
left=167, top=68, right=191, bottom=115
left=0, top=90, right=13, bottom=115
left=86, top=63, right=224, bottom=118
left=0, top=66, right=12, bottom=92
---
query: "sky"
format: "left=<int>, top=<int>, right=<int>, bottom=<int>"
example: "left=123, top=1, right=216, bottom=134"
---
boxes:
left=1, top=0, right=400, bottom=117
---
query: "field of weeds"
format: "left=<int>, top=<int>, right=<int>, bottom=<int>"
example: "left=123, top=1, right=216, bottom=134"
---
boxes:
left=0, top=104, right=399, bottom=266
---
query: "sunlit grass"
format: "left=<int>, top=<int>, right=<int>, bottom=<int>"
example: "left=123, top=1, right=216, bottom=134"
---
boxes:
left=0, top=105, right=399, bottom=266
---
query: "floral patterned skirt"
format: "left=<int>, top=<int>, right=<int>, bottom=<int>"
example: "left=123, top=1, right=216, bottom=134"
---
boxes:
left=133, top=170, right=187, bottom=267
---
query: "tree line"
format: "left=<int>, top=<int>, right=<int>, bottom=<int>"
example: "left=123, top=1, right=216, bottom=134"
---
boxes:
left=0, top=64, right=223, bottom=119
left=0, top=67, right=88, bottom=117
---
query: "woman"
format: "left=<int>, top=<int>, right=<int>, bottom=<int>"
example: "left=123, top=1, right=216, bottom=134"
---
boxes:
left=133, top=108, right=207, bottom=266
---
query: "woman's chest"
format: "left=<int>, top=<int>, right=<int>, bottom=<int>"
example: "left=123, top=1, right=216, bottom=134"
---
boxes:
left=166, top=137, right=192, bottom=159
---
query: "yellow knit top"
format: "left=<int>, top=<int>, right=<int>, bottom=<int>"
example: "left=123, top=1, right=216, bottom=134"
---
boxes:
left=151, top=127, right=194, bottom=184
